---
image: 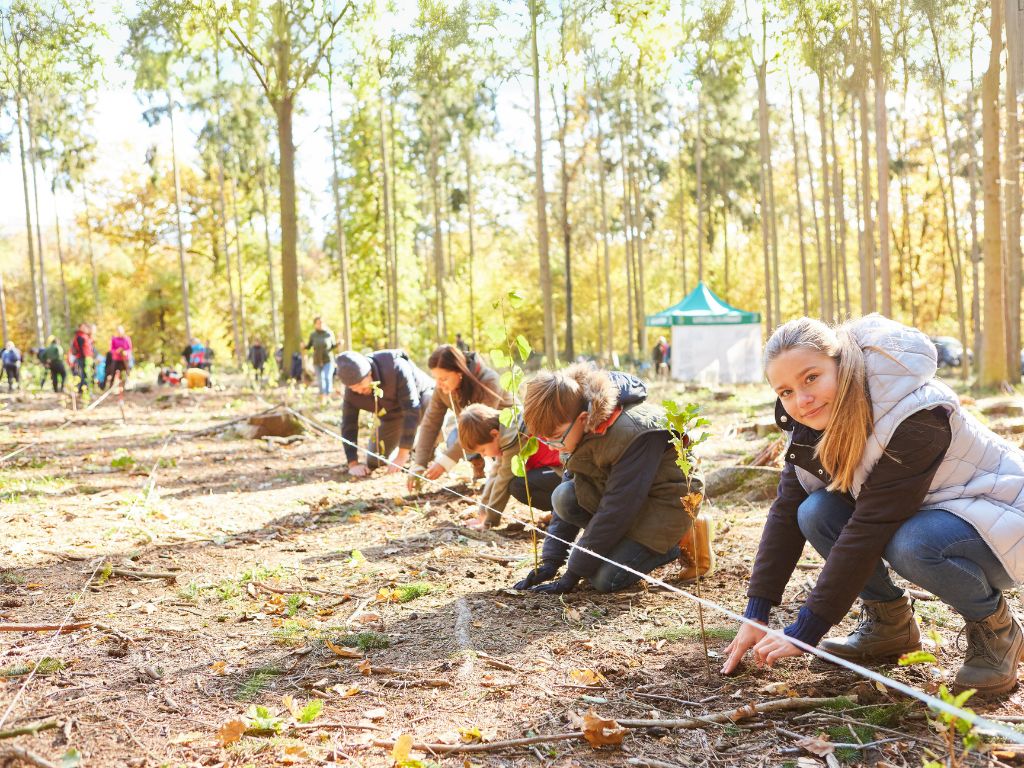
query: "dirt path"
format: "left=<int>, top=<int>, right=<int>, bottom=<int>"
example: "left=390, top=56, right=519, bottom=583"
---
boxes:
left=0, top=386, right=1021, bottom=767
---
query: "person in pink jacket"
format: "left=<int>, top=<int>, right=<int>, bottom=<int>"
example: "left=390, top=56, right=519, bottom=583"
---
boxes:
left=107, top=325, right=133, bottom=389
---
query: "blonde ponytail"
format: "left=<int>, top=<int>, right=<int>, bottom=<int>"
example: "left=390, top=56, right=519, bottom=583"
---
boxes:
left=764, top=318, right=873, bottom=493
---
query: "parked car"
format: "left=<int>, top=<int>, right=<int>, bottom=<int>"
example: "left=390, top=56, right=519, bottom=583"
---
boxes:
left=930, top=336, right=972, bottom=368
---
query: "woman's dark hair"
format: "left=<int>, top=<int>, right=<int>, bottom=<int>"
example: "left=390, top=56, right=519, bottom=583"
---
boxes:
left=427, top=344, right=497, bottom=405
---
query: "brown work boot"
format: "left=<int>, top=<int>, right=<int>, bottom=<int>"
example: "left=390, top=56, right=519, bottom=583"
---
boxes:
left=678, top=512, right=715, bottom=582
left=819, top=595, right=921, bottom=661
left=953, top=597, right=1024, bottom=696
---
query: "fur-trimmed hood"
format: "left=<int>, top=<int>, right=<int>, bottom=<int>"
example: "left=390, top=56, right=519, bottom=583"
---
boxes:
left=562, top=365, right=648, bottom=433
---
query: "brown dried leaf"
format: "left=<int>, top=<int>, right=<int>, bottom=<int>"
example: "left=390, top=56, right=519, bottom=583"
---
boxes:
left=796, top=734, right=835, bottom=757
left=216, top=719, right=246, bottom=747
left=326, top=639, right=362, bottom=658
left=681, top=492, right=703, bottom=517
left=210, top=660, right=227, bottom=675
left=358, top=658, right=372, bottom=676
left=569, top=668, right=604, bottom=686
left=581, top=708, right=627, bottom=748
left=280, top=744, right=309, bottom=764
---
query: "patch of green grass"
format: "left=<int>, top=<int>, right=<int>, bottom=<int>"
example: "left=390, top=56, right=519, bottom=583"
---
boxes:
left=0, top=474, right=72, bottom=502
left=394, top=582, right=432, bottom=603
left=859, top=702, right=913, bottom=728
left=271, top=619, right=309, bottom=646
left=827, top=724, right=875, bottom=763
left=285, top=594, right=306, bottom=617
left=110, top=450, right=137, bottom=470
left=239, top=564, right=285, bottom=585
left=817, top=696, right=860, bottom=712
left=0, top=656, right=65, bottom=677
left=332, top=631, right=390, bottom=651
left=216, top=579, right=242, bottom=601
left=236, top=665, right=283, bottom=700
left=644, top=625, right=738, bottom=642
left=0, top=569, right=25, bottom=585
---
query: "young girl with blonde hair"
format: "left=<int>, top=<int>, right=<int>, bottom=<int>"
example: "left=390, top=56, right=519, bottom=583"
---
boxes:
left=723, top=315, right=1024, bottom=695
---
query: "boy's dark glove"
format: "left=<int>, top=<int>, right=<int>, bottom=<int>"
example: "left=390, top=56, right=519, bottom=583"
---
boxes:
left=529, top=571, right=581, bottom=594
left=512, top=563, right=559, bottom=590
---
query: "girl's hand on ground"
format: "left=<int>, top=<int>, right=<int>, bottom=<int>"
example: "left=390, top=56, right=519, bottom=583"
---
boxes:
left=721, top=621, right=767, bottom=675
left=386, top=448, right=410, bottom=474
left=529, top=571, right=580, bottom=594
left=348, top=463, right=370, bottom=478
left=512, top=562, right=559, bottom=590
left=751, top=634, right=803, bottom=668
left=422, top=463, right=445, bottom=481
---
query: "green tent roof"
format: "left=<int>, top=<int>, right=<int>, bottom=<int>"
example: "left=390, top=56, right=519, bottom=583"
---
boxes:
left=645, top=282, right=761, bottom=326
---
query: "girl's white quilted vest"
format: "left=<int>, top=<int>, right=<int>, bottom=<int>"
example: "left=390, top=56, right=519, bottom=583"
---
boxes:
left=790, top=315, right=1024, bottom=582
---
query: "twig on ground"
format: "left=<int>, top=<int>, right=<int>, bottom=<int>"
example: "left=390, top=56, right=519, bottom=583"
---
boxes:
left=477, top=652, right=518, bottom=672
left=471, top=552, right=518, bottom=564
left=184, top=404, right=282, bottom=437
left=0, top=622, right=92, bottom=633
left=626, top=758, right=689, bottom=768
left=615, top=696, right=858, bottom=729
left=372, top=732, right=583, bottom=754
left=0, top=746, right=61, bottom=768
left=108, top=567, right=178, bottom=582
left=0, top=719, right=59, bottom=740
left=378, top=679, right=451, bottom=689
left=906, top=589, right=937, bottom=601
left=775, top=725, right=907, bottom=751
left=287, top=722, right=383, bottom=732
left=632, top=692, right=705, bottom=707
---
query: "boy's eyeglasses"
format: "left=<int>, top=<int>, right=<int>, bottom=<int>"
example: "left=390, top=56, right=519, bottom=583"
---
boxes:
left=538, top=417, right=579, bottom=450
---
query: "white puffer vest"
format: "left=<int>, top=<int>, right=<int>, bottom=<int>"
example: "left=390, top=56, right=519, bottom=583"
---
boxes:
left=791, top=314, right=1024, bottom=583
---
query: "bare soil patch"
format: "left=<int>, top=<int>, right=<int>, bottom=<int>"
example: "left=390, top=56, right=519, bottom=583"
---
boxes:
left=1, top=383, right=1022, bottom=767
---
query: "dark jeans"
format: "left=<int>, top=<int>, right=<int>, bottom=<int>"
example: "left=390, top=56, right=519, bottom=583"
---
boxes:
left=49, top=361, right=66, bottom=392
left=551, top=480, right=680, bottom=593
left=74, top=359, right=89, bottom=393
left=364, top=390, right=432, bottom=470
left=797, top=488, right=1013, bottom=620
left=105, top=359, right=129, bottom=389
left=509, top=467, right=561, bottom=511
left=2, top=364, right=18, bottom=391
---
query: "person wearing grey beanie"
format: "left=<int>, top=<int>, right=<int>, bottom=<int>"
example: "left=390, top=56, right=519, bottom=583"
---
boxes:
left=339, top=349, right=435, bottom=478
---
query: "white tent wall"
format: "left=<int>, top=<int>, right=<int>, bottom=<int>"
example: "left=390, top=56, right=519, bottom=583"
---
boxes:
left=670, top=323, right=763, bottom=384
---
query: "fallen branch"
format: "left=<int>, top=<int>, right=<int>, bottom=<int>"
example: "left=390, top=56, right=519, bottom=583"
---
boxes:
left=0, top=746, right=61, bottom=768
left=108, top=567, right=178, bottom=582
left=616, top=696, right=858, bottom=729
left=0, top=622, right=92, bottom=633
left=287, top=722, right=383, bottom=733
left=184, top=404, right=282, bottom=437
left=378, top=678, right=451, bottom=689
left=472, top=552, right=519, bottom=564
left=0, top=720, right=59, bottom=740
left=372, top=732, right=583, bottom=754
left=626, top=758, right=689, bottom=768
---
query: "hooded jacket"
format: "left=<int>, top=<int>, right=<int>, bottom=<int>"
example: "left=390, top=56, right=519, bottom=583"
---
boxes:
left=541, top=367, right=696, bottom=577
left=341, top=349, right=434, bottom=464
left=411, top=352, right=513, bottom=469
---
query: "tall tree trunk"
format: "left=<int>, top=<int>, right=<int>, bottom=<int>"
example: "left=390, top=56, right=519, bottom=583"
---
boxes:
left=556, top=87, right=574, bottom=360
left=378, top=94, right=396, bottom=347
left=1004, top=45, right=1022, bottom=382
left=677, top=137, right=689, bottom=296
left=830, top=90, right=849, bottom=318
left=388, top=101, right=400, bottom=344
left=898, top=26, right=916, bottom=326
left=167, top=91, right=192, bottom=342
left=799, top=89, right=825, bottom=317
left=931, top=140, right=969, bottom=389
left=429, top=123, right=446, bottom=343
left=620, top=129, right=636, bottom=362
left=929, top=14, right=970, bottom=380
left=259, top=165, right=281, bottom=350
left=464, top=141, right=477, bottom=348
left=859, top=88, right=877, bottom=314
left=530, top=0, right=556, bottom=363
left=788, top=78, right=810, bottom=315
left=980, top=0, right=1008, bottom=387
left=756, top=58, right=774, bottom=330
left=816, top=73, right=835, bottom=322
left=326, top=55, right=351, bottom=350
left=594, top=93, right=615, bottom=361
left=0, top=269, right=8, bottom=344
left=630, top=90, right=647, bottom=355
left=15, top=90, right=42, bottom=345
left=695, top=91, right=705, bottom=283
left=871, top=3, right=892, bottom=316
left=229, top=179, right=249, bottom=355
left=81, top=184, right=100, bottom=319
left=53, top=206, right=70, bottom=335
left=217, top=163, right=241, bottom=364
left=722, top=203, right=730, bottom=297
left=27, top=104, right=50, bottom=339
left=275, top=94, right=302, bottom=379
left=595, top=240, right=604, bottom=356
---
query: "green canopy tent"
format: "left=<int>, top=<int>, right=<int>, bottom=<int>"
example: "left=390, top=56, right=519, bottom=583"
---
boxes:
left=646, top=282, right=763, bottom=384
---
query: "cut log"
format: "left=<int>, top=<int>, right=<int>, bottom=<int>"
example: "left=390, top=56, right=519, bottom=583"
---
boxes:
left=705, top=466, right=782, bottom=501
left=976, top=398, right=1024, bottom=417
left=736, top=418, right=778, bottom=438
left=248, top=413, right=305, bottom=438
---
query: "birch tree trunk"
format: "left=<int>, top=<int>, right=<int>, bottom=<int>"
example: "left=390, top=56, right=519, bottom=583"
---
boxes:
left=1004, top=46, right=1022, bottom=382
left=530, top=0, right=556, bottom=363
left=798, top=89, right=825, bottom=317
left=816, top=73, right=835, bottom=322
left=756, top=58, right=774, bottom=330
left=788, top=78, right=810, bottom=315
left=167, top=91, right=192, bottom=342
left=871, top=3, right=892, bottom=316
left=81, top=184, right=100, bottom=319
left=27, top=103, right=50, bottom=339
left=594, top=92, right=615, bottom=361
left=326, top=53, right=351, bottom=350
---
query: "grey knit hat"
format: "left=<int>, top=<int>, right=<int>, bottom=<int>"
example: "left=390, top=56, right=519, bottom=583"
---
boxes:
left=336, top=351, right=371, bottom=386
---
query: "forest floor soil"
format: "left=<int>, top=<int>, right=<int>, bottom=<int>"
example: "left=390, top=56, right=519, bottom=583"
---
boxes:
left=1, top=381, right=1023, bottom=767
